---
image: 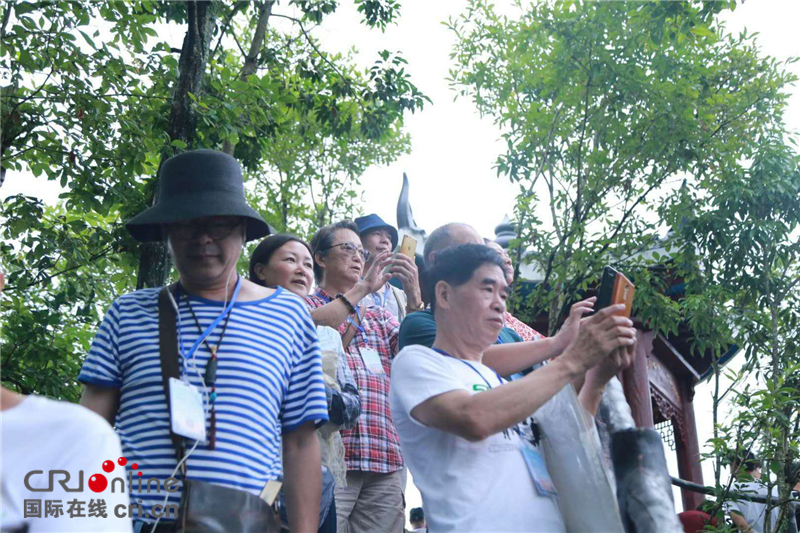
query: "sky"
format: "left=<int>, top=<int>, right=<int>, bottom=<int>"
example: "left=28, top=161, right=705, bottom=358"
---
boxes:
left=3, top=0, right=800, bottom=523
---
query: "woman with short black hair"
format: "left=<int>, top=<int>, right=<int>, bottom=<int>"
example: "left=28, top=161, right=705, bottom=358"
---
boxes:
left=249, top=233, right=361, bottom=533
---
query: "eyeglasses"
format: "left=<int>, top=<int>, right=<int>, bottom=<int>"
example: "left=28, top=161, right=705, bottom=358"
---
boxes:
left=167, top=218, right=243, bottom=241
left=323, top=242, right=370, bottom=262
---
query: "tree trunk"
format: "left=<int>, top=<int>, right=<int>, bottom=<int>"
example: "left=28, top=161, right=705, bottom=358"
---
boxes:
left=136, top=1, right=216, bottom=289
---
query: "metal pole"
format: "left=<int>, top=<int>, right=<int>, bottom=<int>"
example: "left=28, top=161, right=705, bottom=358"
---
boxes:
left=601, top=378, right=683, bottom=533
left=670, top=476, right=800, bottom=505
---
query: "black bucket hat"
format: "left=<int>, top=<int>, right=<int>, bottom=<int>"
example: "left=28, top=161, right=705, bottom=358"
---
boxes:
left=126, top=149, right=271, bottom=243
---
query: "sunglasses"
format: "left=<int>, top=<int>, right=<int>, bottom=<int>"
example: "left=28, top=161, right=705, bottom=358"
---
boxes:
left=167, top=218, right=243, bottom=241
left=323, top=242, right=370, bottom=262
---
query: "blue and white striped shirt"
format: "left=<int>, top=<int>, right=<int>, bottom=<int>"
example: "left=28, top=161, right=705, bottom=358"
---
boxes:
left=78, top=286, right=328, bottom=522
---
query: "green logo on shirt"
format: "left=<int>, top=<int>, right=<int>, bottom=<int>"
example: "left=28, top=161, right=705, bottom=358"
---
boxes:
left=473, top=384, right=489, bottom=392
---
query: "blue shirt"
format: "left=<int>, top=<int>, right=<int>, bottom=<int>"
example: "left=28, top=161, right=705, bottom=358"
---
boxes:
left=398, top=308, right=522, bottom=350
left=79, top=286, right=328, bottom=522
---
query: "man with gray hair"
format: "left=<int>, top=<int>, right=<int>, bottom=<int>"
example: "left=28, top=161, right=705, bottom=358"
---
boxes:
left=79, top=150, right=328, bottom=532
left=399, top=223, right=594, bottom=377
left=391, top=244, right=634, bottom=532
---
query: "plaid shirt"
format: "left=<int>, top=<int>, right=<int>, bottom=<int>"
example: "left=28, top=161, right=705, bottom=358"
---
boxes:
left=504, top=312, right=546, bottom=342
left=306, top=288, right=403, bottom=473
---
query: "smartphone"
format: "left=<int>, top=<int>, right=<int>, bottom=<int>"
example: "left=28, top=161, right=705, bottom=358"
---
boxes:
left=595, top=266, right=635, bottom=319
left=398, top=234, right=417, bottom=259
left=382, top=235, right=418, bottom=276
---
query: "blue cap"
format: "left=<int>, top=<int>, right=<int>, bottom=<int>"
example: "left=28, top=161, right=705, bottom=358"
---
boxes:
left=355, top=214, right=398, bottom=250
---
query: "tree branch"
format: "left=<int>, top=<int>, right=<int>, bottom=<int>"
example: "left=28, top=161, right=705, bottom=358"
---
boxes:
left=255, top=23, right=320, bottom=69
left=1, top=91, right=169, bottom=101
left=573, top=41, right=593, bottom=241
left=210, top=2, right=244, bottom=61
left=4, top=245, right=116, bottom=292
left=222, top=1, right=275, bottom=154
left=1, top=2, right=12, bottom=38
left=269, top=13, right=348, bottom=81
left=510, top=105, right=562, bottom=283
left=2, top=332, right=37, bottom=367
left=546, top=167, right=563, bottom=243
left=6, top=31, right=55, bottom=120
left=231, top=31, right=247, bottom=58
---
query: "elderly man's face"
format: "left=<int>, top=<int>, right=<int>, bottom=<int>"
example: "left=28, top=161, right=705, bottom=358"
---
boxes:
left=361, top=228, right=393, bottom=256
left=485, top=241, right=514, bottom=285
left=317, top=228, right=367, bottom=289
left=166, top=216, right=245, bottom=288
left=442, top=263, right=509, bottom=347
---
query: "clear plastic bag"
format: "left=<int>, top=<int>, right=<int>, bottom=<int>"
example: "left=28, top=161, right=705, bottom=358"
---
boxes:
left=318, top=343, right=348, bottom=487
left=536, top=384, right=625, bottom=532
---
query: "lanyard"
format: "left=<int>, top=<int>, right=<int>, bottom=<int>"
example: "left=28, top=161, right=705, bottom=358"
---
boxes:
left=371, top=283, right=391, bottom=309
left=176, top=276, right=242, bottom=376
left=345, top=306, right=365, bottom=338
left=315, top=288, right=365, bottom=338
left=432, top=348, right=504, bottom=390
left=314, top=287, right=333, bottom=303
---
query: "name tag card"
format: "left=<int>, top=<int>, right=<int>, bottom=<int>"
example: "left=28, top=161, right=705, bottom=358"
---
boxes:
left=521, top=442, right=557, bottom=498
left=169, top=377, right=207, bottom=443
left=360, top=348, right=385, bottom=375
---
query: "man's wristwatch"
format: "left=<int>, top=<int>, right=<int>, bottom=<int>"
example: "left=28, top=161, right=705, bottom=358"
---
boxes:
left=405, top=302, right=424, bottom=314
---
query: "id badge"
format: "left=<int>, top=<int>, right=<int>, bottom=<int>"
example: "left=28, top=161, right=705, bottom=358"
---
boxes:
left=359, top=348, right=385, bottom=375
left=169, top=377, right=207, bottom=443
left=520, top=441, right=557, bottom=498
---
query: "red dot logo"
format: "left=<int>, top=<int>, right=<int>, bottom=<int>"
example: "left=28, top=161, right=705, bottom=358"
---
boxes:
left=138, top=472, right=143, bottom=477
left=88, top=474, right=107, bottom=492
left=132, top=463, right=138, bottom=470
left=117, top=457, right=127, bottom=466
left=102, top=460, right=115, bottom=473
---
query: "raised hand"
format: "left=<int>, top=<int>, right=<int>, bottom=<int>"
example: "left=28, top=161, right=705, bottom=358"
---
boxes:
left=552, top=297, right=597, bottom=354
left=560, top=304, right=636, bottom=374
left=388, top=253, right=422, bottom=309
left=585, top=343, right=636, bottom=388
left=359, top=251, right=392, bottom=294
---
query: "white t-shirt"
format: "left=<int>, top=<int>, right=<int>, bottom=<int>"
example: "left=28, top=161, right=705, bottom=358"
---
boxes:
left=390, top=345, right=565, bottom=533
left=1, top=395, right=132, bottom=532
left=727, top=480, right=780, bottom=533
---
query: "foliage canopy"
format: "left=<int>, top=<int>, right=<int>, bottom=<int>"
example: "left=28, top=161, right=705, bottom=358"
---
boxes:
left=0, top=0, right=428, bottom=400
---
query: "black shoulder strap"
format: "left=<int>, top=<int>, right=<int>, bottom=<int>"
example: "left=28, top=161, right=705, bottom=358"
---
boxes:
left=158, top=284, right=185, bottom=464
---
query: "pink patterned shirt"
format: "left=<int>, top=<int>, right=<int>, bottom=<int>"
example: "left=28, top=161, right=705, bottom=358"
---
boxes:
left=503, top=312, right=546, bottom=342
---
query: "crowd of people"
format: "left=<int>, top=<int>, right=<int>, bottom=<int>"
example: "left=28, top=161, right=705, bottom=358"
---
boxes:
left=0, top=149, right=788, bottom=533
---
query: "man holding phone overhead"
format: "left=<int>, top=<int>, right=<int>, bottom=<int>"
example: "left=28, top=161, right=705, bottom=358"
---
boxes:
left=356, top=214, right=423, bottom=322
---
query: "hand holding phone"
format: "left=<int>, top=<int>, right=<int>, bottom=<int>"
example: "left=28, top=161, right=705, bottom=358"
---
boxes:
left=595, top=266, right=635, bottom=319
left=383, top=235, right=418, bottom=276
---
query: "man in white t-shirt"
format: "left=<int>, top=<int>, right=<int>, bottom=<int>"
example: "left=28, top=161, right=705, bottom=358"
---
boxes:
left=1, top=386, right=132, bottom=532
left=390, top=244, right=636, bottom=533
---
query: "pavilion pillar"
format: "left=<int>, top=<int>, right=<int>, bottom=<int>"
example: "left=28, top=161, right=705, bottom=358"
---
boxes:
left=621, top=329, right=654, bottom=428
left=675, top=381, right=705, bottom=511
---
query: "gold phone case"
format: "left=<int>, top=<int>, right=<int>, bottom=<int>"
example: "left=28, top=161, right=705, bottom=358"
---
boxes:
left=399, top=234, right=417, bottom=259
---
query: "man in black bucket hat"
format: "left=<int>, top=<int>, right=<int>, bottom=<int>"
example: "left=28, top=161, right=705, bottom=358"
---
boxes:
left=79, top=150, right=328, bottom=532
